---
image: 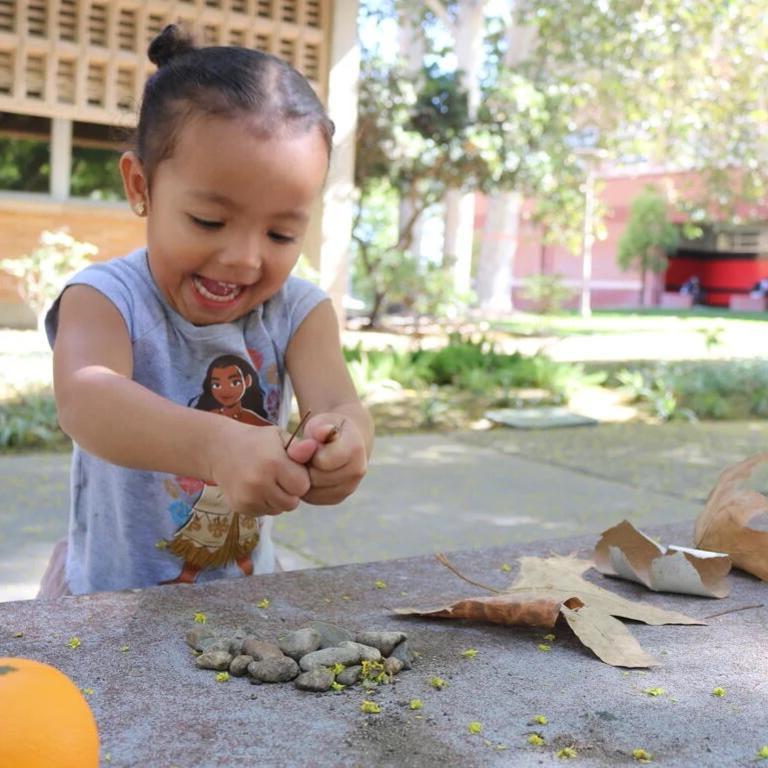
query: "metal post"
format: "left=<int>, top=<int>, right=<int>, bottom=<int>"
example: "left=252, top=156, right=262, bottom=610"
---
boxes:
left=580, top=164, right=595, bottom=319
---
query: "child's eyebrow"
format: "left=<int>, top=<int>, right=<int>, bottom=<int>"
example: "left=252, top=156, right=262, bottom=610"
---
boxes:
left=187, top=190, right=309, bottom=224
left=273, top=210, right=310, bottom=224
left=188, top=190, right=236, bottom=207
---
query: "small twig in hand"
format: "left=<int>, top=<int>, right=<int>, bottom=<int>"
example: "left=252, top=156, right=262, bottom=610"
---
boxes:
left=284, top=410, right=312, bottom=450
left=435, top=553, right=502, bottom=594
left=324, top=418, right=346, bottom=444
left=703, top=603, right=764, bottom=620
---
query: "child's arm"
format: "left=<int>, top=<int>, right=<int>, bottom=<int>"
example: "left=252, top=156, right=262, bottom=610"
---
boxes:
left=285, top=299, right=374, bottom=505
left=53, top=285, right=314, bottom=516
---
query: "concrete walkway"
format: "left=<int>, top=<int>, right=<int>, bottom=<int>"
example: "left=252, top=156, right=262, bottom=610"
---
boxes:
left=4, top=420, right=768, bottom=602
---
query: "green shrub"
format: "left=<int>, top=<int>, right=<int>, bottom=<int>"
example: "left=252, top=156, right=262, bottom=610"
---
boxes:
left=521, top=273, right=574, bottom=315
left=614, top=360, right=768, bottom=421
left=345, top=334, right=600, bottom=400
left=0, top=389, right=68, bottom=450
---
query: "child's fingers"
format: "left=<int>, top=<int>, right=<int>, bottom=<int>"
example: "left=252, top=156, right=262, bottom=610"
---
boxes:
left=305, top=418, right=345, bottom=445
left=286, top=436, right=319, bottom=465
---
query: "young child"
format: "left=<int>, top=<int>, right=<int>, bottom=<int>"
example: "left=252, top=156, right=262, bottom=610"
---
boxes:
left=40, top=24, right=373, bottom=596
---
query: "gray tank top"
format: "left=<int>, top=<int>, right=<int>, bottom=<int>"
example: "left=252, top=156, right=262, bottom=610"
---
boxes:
left=46, top=248, right=327, bottom=594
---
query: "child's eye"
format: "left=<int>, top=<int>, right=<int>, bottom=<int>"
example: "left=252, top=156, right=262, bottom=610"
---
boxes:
left=189, top=215, right=224, bottom=230
left=268, top=231, right=295, bottom=244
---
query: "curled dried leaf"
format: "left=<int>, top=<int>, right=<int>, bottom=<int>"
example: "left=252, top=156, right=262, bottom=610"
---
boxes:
left=694, top=453, right=768, bottom=580
left=595, top=520, right=731, bottom=598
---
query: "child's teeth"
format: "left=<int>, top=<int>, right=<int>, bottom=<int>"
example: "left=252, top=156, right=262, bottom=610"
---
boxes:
left=194, top=276, right=243, bottom=302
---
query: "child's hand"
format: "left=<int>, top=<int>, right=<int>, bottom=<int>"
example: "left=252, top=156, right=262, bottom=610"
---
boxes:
left=207, top=420, right=313, bottom=516
left=293, top=413, right=368, bottom=505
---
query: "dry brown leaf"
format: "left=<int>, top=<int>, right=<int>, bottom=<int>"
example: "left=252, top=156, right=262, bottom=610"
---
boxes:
left=392, top=590, right=583, bottom=628
left=511, top=555, right=701, bottom=626
left=395, top=554, right=703, bottom=668
left=560, top=604, right=659, bottom=668
left=595, top=520, right=731, bottom=598
left=694, top=452, right=768, bottom=581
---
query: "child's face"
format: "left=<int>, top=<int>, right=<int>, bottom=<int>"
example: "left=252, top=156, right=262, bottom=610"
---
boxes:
left=136, top=114, right=328, bottom=325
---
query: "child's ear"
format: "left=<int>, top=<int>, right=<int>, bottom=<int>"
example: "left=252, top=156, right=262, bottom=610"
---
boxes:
left=120, top=151, right=149, bottom=216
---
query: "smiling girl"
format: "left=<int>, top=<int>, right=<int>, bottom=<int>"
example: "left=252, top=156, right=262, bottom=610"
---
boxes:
left=41, top=25, right=373, bottom=596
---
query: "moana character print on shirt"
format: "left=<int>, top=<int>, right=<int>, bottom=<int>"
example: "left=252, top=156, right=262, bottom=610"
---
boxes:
left=160, top=353, right=276, bottom=585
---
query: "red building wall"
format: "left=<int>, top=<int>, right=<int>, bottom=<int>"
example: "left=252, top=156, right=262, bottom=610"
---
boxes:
left=476, top=167, right=768, bottom=310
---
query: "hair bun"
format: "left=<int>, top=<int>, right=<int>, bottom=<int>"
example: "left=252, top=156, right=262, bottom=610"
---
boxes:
left=148, top=24, right=196, bottom=68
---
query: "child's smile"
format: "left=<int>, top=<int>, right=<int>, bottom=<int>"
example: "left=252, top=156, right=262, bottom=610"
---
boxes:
left=192, top=276, right=245, bottom=306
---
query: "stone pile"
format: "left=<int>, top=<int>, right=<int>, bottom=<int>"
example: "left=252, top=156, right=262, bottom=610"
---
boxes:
left=186, top=620, right=415, bottom=693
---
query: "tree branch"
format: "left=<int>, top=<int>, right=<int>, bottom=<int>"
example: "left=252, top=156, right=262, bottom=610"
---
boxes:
left=422, top=0, right=452, bottom=29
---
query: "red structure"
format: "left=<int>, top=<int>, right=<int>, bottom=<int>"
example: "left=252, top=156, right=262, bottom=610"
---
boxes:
left=478, top=167, right=768, bottom=310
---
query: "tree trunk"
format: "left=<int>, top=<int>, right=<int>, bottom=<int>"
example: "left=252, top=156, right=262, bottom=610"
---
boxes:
left=474, top=20, right=534, bottom=314
left=444, top=189, right=476, bottom=296
left=367, top=290, right=386, bottom=328
left=398, top=16, right=426, bottom=264
left=440, top=0, right=486, bottom=299
left=476, top=190, right=521, bottom=313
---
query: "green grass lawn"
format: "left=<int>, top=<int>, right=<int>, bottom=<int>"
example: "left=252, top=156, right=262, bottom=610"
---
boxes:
left=491, top=307, right=768, bottom=337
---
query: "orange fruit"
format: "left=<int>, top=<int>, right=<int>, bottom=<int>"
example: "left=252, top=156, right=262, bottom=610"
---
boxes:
left=0, top=657, right=99, bottom=767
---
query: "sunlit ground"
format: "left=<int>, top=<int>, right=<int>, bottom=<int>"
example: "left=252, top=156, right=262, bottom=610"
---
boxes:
left=0, top=329, right=52, bottom=400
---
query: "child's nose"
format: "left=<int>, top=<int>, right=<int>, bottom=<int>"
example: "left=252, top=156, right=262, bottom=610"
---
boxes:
left=219, top=235, right=263, bottom=276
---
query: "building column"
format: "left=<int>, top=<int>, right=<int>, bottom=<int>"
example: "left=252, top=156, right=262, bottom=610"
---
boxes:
left=50, top=117, right=72, bottom=201
left=318, top=0, right=360, bottom=325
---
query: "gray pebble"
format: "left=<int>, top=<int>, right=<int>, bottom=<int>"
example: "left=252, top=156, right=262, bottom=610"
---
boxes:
left=185, top=627, right=217, bottom=652
left=278, top=628, right=322, bottom=660
left=242, top=638, right=284, bottom=660
left=310, top=621, right=355, bottom=648
left=390, top=640, right=414, bottom=670
left=248, top=656, right=300, bottom=683
left=339, top=641, right=381, bottom=662
left=295, top=668, right=335, bottom=692
left=225, top=628, right=252, bottom=655
left=299, top=646, right=361, bottom=671
left=229, top=654, right=254, bottom=677
left=228, top=637, right=244, bottom=656
left=355, top=630, right=406, bottom=656
left=383, top=657, right=403, bottom=676
left=336, top=665, right=362, bottom=686
left=205, top=639, right=233, bottom=654
left=195, top=651, right=233, bottom=671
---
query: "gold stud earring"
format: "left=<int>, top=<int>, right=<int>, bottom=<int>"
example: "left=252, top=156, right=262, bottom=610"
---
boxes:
left=134, top=200, right=146, bottom=216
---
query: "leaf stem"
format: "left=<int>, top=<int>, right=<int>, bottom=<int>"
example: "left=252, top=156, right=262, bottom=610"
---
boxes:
left=703, top=603, right=763, bottom=620
left=435, top=553, right=502, bottom=594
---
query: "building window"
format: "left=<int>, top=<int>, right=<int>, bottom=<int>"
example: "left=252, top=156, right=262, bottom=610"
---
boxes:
left=0, top=114, right=50, bottom=193
left=70, top=122, right=127, bottom=201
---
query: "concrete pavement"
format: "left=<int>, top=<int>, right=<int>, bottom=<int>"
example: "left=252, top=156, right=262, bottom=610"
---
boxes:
left=4, top=420, right=768, bottom=602
left=2, top=520, right=766, bottom=766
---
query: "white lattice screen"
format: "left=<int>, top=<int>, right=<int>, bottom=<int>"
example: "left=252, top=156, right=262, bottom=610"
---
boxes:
left=0, top=0, right=330, bottom=126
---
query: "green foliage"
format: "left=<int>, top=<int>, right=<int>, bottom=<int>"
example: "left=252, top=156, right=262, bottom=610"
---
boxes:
left=614, top=360, right=768, bottom=421
left=518, top=1, right=768, bottom=211
left=345, top=334, right=599, bottom=399
left=0, top=137, right=49, bottom=192
left=521, top=274, right=575, bottom=315
left=0, top=389, right=68, bottom=450
left=344, top=343, right=429, bottom=393
left=70, top=146, right=124, bottom=200
left=617, top=187, right=680, bottom=276
left=0, top=139, right=124, bottom=199
left=0, top=230, right=97, bottom=319
left=351, top=179, right=471, bottom=326
left=409, top=66, right=470, bottom=142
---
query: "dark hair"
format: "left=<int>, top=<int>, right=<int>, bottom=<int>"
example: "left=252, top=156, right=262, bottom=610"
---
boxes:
left=136, top=24, right=334, bottom=185
left=191, top=354, right=266, bottom=416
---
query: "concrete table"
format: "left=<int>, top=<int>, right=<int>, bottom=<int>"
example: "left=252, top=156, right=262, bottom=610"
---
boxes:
left=1, top=524, right=766, bottom=767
